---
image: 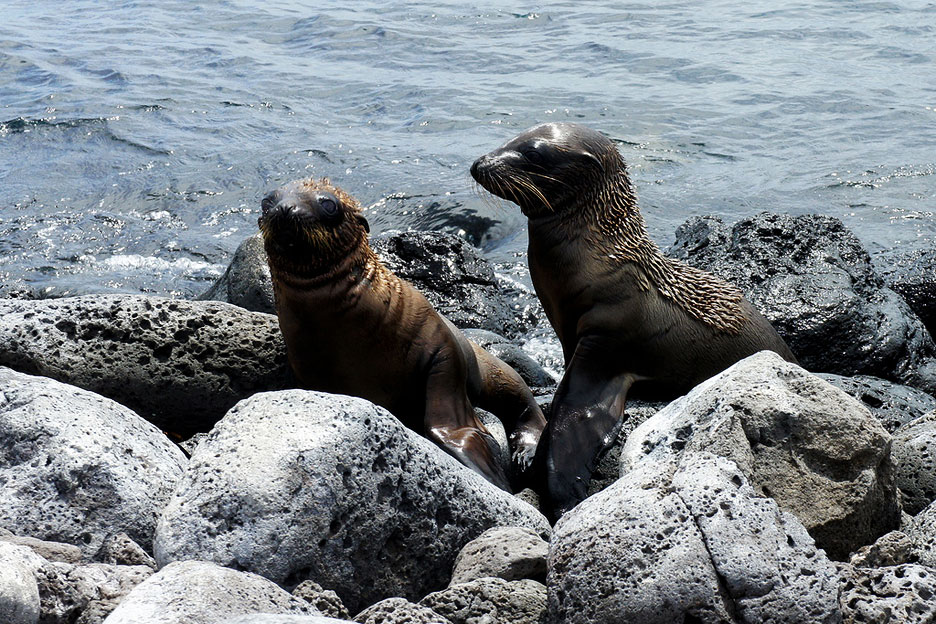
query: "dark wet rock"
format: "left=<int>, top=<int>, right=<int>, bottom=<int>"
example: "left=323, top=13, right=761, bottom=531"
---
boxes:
left=668, top=213, right=936, bottom=395
left=849, top=531, right=915, bottom=568
left=225, top=616, right=355, bottom=624
left=0, top=367, right=187, bottom=556
left=419, top=577, right=546, bottom=624
left=154, top=391, right=549, bottom=614
left=875, top=247, right=936, bottom=337
left=0, top=294, right=292, bottom=435
left=461, top=329, right=556, bottom=389
left=621, top=351, right=900, bottom=561
left=371, top=231, right=531, bottom=338
left=549, top=452, right=841, bottom=624
left=819, top=373, right=936, bottom=433
left=353, top=598, right=452, bottom=624
left=292, top=581, right=351, bottom=620
left=0, top=531, right=82, bottom=564
left=839, top=563, right=936, bottom=624
left=0, top=542, right=43, bottom=624
left=35, top=561, right=152, bottom=624
left=93, top=533, right=156, bottom=569
left=586, top=400, right=665, bottom=497
left=103, top=560, right=315, bottom=624
left=893, top=410, right=936, bottom=515
left=449, top=526, right=548, bottom=586
left=198, top=232, right=276, bottom=314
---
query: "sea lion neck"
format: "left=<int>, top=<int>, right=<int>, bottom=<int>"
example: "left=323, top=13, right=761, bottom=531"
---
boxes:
left=265, top=228, right=376, bottom=290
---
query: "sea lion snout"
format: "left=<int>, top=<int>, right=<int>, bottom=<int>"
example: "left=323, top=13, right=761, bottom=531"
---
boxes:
left=260, top=188, right=342, bottom=225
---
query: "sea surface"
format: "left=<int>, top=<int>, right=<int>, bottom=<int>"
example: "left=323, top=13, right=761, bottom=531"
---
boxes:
left=2, top=0, right=934, bottom=298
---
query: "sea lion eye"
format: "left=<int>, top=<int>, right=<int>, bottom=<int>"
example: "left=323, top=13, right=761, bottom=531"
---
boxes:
left=523, top=150, right=544, bottom=166
left=320, top=197, right=338, bottom=216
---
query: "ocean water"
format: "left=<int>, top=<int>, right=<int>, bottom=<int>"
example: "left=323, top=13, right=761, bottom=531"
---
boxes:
left=1, top=0, right=934, bottom=298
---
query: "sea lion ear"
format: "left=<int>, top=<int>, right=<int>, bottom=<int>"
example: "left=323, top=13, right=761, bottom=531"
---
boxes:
left=356, top=214, right=370, bottom=233
left=577, top=150, right=604, bottom=173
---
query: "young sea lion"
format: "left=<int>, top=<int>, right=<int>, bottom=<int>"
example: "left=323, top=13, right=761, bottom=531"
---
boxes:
left=258, top=178, right=547, bottom=492
left=471, top=122, right=797, bottom=517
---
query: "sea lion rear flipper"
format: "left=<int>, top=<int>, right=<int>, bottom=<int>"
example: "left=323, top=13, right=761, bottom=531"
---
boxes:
left=542, top=338, right=634, bottom=520
left=424, top=365, right=512, bottom=492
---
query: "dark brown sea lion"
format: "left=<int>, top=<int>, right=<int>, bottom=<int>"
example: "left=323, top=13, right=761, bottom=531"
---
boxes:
left=258, top=178, right=547, bottom=491
left=471, top=122, right=797, bottom=517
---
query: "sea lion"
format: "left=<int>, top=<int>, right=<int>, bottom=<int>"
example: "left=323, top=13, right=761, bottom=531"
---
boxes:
left=471, top=122, right=797, bottom=517
left=258, top=178, right=547, bottom=491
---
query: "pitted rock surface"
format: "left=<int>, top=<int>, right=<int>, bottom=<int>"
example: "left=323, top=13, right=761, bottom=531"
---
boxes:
left=154, top=391, right=549, bottom=613
left=353, top=598, right=452, bottom=624
left=449, top=526, right=548, bottom=585
left=893, top=410, right=936, bottom=515
left=839, top=564, right=936, bottom=623
left=36, top=561, right=153, bottom=624
left=0, top=542, right=43, bottom=624
left=103, top=560, right=315, bottom=624
left=621, top=351, right=899, bottom=560
left=668, top=212, right=936, bottom=394
left=0, top=367, right=187, bottom=556
left=292, top=581, right=351, bottom=620
left=0, top=294, right=292, bottom=435
left=198, top=232, right=276, bottom=314
left=819, top=373, right=936, bottom=433
left=419, top=577, right=546, bottom=624
left=548, top=453, right=841, bottom=624
left=849, top=531, right=915, bottom=568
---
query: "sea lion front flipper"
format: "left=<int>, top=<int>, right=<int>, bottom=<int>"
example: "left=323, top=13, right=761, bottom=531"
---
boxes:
left=424, top=363, right=512, bottom=492
left=541, top=337, right=634, bottom=520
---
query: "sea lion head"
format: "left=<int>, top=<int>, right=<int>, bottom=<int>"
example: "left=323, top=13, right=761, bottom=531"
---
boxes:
left=258, top=178, right=370, bottom=277
left=471, top=122, right=619, bottom=219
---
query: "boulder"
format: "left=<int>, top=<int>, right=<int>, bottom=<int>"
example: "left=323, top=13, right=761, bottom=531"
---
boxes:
left=353, top=598, right=452, bottom=624
left=849, top=531, right=915, bottom=568
left=819, top=373, right=936, bottom=433
left=548, top=453, right=841, bottom=624
left=0, top=367, right=187, bottom=556
left=94, top=533, right=157, bottom=569
left=449, top=526, right=548, bottom=586
left=668, top=213, right=936, bottom=394
left=198, top=233, right=275, bottom=314
left=461, top=329, right=556, bottom=389
left=419, top=577, right=546, bottom=624
left=292, top=581, right=350, bottom=620
left=893, top=410, right=936, bottom=515
left=621, top=351, right=900, bottom=559
left=904, top=499, right=936, bottom=568
left=0, top=531, right=82, bottom=564
left=839, top=563, right=936, bottom=624
left=154, top=391, right=550, bottom=613
left=875, top=247, right=936, bottom=337
left=102, top=560, right=315, bottom=624
left=0, top=542, right=43, bottom=624
left=36, top=561, right=153, bottom=624
left=224, top=616, right=355, bottom=624
left=0, top=295, right=292, bottom=435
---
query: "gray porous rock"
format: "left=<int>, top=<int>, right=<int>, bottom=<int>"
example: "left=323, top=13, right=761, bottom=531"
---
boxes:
left=94, top=533, right=157, bottom=569
left=621, top=351, right=900, bottom=560
left=292, top=581, right=351, bottom=620
left=0, top=294, right=292, bottom=436
left=875, top=247, right=936, bottom=337
left=419, top=577, right=546, bottom=624
left=36, top=561, right=152, bottom=624
left=224, top=616, right=356, bottom=624
left=548, top=453, right=841, bottom=624
left=0, top=542, right=43, bottom=624
left=667, top=212, right=936, bottom=395
left=449, top=526, right=548, bottom=586
left=371, top=231, right=531, bottom=338
left=0, top=533, right=82, bottom=564
left=849, top=531, right=915, bottom=568
left=0, top=367, right=187, bottom=556
left=818, top=373, right=936, bottom=433
left=460, top=329, right=556, bottom=389
left=839, top=563, right=936, bottom=624
left=154, top=391, right=550, bottom=614
left=904, top=499, right=936, bottom=568
left=353, top=598, right=452, bottom=624
left=198, top=232, right=276, bottom=314
left=102, top=560, right=315, bottom=624
left=893, top=410, right=936, bottom=515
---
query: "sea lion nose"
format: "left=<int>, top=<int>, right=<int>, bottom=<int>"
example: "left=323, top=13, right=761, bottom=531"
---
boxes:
left=470, top=157, right=484, bottom=180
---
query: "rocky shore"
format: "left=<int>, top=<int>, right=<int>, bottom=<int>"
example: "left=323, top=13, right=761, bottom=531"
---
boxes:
left=3, top=212, right=936, bottom=623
